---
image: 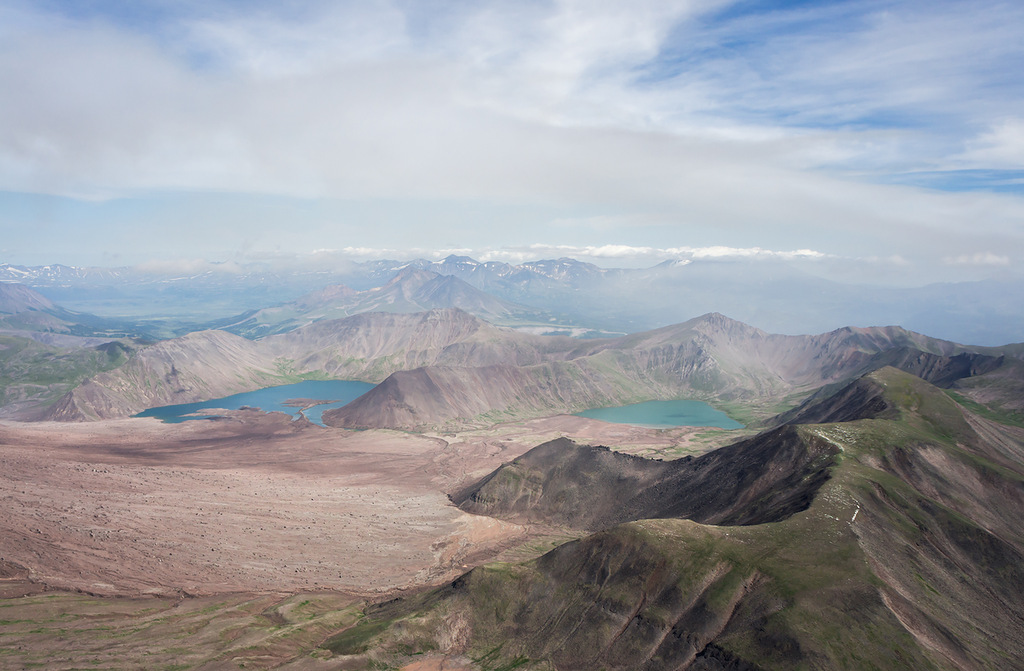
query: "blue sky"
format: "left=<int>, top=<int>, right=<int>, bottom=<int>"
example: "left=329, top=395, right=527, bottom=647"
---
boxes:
left=1, top=0, right=1022, bottom=283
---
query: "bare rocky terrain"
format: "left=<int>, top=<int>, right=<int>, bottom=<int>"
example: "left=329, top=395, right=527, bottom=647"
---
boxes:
left=0, top=411, right=726, bottom=669
left=0, top=412, right=713, bottom=595
left=3, top=366, right=1024, bottom=669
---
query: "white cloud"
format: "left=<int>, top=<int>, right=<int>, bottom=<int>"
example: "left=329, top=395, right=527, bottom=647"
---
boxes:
left=665, top=246, right=827, bottom=260
left=0, top=0, right=1023, bottom=281
left=488, top=244, right=829, bottom=266
left=959, top=118, right=1024, bottom=168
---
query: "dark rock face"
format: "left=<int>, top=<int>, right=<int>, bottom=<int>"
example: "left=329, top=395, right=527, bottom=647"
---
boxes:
left=453, top=428, right=838, bottom=531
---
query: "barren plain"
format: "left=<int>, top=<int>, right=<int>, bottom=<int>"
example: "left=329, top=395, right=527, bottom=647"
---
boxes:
left=0, top=409, right=724, bottom=669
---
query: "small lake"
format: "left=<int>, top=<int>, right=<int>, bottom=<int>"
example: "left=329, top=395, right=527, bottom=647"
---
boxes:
left=575, top=400, right=743, bottom=429
left=134, top=380, right=375, bottom=426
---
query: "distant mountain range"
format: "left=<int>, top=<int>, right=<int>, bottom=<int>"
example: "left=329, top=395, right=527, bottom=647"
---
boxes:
left=209, top=267, right=583, bottom=338
left=3, top=255, right=1022, bottom=345
left=0, top=282, right=150, bottom=343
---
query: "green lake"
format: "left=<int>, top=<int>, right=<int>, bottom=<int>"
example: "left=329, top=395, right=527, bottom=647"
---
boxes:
left=575, top=399, right=743, bottom=429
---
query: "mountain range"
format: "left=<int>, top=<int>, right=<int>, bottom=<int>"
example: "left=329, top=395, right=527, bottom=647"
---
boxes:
left=12, top=305, right=1020, bottom=437
left=209, top=266, right=570, bottom=338
left=323, top=367, right=1024, bottom=670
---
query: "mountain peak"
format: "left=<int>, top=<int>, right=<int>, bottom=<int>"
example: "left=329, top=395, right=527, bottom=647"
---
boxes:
left=435, top=254, right=479, bottom=265
left=292, top=283, right=357, bottom=310
left=787, top=366, right=976, bottom=444
left=686, top=311, right=766, bottom=337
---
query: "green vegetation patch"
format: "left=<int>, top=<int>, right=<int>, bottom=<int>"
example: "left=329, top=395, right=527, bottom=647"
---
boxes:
left=0, top=335, right=139, bottom=407
left=323, top=617, right=393, bottom=655
left=945, top=389, right=1024, bottom=429
left=0, top=591, right=360, bottom=670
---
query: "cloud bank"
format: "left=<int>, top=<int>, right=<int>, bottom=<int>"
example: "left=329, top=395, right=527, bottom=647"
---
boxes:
left=0, top=0, right=1022, bottom=281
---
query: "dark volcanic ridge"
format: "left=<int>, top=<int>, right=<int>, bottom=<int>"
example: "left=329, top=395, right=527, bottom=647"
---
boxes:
left=452, top=428, right=837, bottom=532
left=323, top=368, right=1024, bottom=670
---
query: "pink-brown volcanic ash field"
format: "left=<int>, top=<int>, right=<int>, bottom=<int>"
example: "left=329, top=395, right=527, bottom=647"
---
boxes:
left=0, top=411, right=713, bottom=599
left=0, top=412, right=523, bottom=598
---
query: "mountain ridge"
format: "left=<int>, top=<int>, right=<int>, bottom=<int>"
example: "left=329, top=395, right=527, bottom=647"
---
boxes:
left=34, top=310, right=1024, bottom=426
left=321, top=368, right=1024, bottom=670
left=325, top=312, right=1024, bottom=431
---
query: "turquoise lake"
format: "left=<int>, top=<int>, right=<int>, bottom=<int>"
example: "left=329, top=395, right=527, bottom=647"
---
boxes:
left=134, top=380, right=375, bottom=426
left=574, top=400, right=743, bottom=429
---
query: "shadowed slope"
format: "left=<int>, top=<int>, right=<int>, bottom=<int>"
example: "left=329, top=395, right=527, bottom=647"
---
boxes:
left=773, top=347, right=1019, bottom=427
left=452, top=428, right=838, bottom=531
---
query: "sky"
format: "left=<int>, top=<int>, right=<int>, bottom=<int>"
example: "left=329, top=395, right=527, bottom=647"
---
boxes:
left=1, top=0, right=1023, bottom=284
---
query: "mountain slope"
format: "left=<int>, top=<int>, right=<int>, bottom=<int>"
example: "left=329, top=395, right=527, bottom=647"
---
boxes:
left=452, top=429, right=837, bottom=531
left=0, top=282, right=55, bottom=313
left=320, top=369, right=1024, bottom=670
left=43, top=330, right=284, bottom=421
left=0, top=335, right=138, bottom=419
left=320, top=359, right=684, bottom=431
left=42, top=309, right=575, bottom=421
left=0, top=282, right=77, bottom=334
left=323, top=312, right=1014, bottom=431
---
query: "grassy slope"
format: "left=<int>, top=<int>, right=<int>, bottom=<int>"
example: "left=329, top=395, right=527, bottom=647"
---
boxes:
left=0, top=336, right=136, bottom=410
left=322, top=369, right=1024, bottom=670
left=0, top=586, right=360, bottom=670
